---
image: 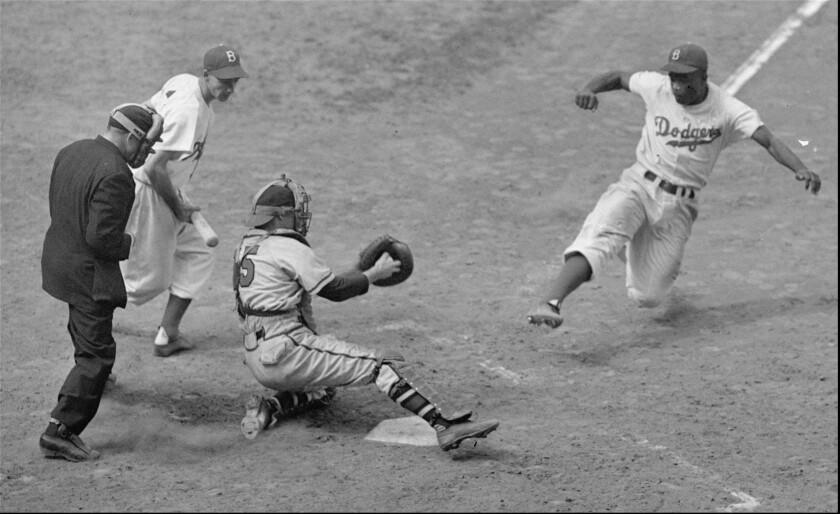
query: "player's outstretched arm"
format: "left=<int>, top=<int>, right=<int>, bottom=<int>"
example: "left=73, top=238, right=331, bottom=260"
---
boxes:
left=751, top=125, right=821, bottom=194
left=318, top=271, right=370, bottom=302
left=318, top=253, right=400, bottom=302
left=575, top=70, right=634, bottom=111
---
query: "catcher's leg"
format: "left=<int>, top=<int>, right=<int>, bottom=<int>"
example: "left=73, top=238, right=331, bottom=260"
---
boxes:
left=374, top=364, right=499, bottom=451
left=241, top=388, right=336, bottom=440
left=269, top=388, right=337, bottom=418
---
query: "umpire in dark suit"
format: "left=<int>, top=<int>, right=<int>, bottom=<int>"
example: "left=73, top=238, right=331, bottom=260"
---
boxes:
left=40, top=103, right=162, bottom=461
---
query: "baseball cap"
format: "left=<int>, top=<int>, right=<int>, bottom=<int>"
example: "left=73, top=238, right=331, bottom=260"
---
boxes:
left=661, top=43, right=708, bottom=73
left=244, top=182, right=295, bottom=227
left=108, top=103, right=155, bottom=138
left=204, top=44, right=249, bottom=80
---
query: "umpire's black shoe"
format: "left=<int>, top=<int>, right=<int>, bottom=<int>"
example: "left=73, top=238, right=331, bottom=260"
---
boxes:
left=437, top=418, right=500, bottom=451
left=39, top=423, right=100, bottom=462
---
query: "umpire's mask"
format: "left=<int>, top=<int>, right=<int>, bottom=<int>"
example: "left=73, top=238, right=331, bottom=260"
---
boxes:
left=109, top=103, right=163, bottom=168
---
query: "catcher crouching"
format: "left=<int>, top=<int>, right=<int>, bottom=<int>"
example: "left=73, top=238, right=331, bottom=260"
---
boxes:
left=233, top=175, right=499, bottom=451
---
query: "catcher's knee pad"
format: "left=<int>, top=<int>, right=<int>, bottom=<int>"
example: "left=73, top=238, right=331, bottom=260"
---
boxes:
left=370, top=351, right=406, bottom=384
left=373, top=363, right=401, bottom=395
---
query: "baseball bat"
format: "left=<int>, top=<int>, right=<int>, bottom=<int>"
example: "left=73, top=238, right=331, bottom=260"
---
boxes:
left=190, top=211, right=219, bottom=247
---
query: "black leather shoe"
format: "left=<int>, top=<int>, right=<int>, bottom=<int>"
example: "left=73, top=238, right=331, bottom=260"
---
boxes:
left=39, top=423, right=100, bottom=462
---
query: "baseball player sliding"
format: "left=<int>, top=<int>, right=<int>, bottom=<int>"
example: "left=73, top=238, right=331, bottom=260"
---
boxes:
left=120, top=44, right=248, bottom=357
left=234, top=176, right=500, bottom=451
left=528, top=42, right=821, bottom=328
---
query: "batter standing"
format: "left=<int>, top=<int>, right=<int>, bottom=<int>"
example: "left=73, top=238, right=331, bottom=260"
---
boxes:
left=234, top=177, right=500, bottom=451
left=121, top=44, right=248, bottom=356
left=527, top=43, right=821, bottom=328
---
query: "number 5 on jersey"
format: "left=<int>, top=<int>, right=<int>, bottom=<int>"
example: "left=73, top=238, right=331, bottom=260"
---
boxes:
left=234, top=245, right=259, bottom=289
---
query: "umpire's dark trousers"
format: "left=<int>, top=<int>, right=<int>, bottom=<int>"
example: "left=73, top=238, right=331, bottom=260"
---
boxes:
left=51, top=302, right=117, bottom=435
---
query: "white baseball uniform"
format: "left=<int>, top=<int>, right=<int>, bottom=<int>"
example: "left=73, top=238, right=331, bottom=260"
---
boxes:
left=234, top=229, right=400, bottom=395
left=121, top=74, right=216, bottom=304
left=565, top=71, right=763, bottom=306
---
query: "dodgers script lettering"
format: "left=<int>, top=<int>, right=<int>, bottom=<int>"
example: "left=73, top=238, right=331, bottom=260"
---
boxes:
left=654, top=116, right=721, bottom=151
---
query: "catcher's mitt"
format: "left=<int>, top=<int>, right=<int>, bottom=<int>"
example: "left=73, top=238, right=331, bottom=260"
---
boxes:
left=357, top=234, right=413, bottom=286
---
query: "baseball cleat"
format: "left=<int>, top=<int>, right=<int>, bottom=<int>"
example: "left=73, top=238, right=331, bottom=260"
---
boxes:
left=437, top=418, right=500, bottom=451
left=440, top=409, right=473, bottom=424
left=153, top=327, right=196, bottom=357
left=241, top=395, right=272, bottom=440
left=526, top=303, right=564, bottom=328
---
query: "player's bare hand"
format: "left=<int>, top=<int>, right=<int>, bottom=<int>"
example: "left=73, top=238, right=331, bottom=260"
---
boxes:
left=575, top=90, right=599, bottom=111
left=795, top=169, right=821, bottom=194
left=526, top=303, right=564, bottom=329
left=364, top=253, right=401, bottom=284
left=177, top=203, right=201, bottom=223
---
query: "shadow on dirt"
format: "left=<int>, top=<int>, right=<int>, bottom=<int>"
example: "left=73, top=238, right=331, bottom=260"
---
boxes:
left=564, top=293, right=837, bottom=367
left=652, top=292, right=837, bottom=330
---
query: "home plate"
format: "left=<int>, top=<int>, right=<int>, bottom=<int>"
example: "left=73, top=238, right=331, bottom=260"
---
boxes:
left=364, top=416, right=438, bottom=446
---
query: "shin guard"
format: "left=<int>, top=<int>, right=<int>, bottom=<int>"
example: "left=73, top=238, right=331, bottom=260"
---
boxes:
left=375, top=364, right=448, bottom=430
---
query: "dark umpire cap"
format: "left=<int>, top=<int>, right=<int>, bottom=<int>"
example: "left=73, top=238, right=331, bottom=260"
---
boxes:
left=108, top=103, right=155, bottom=138
left=661, top=43, right=708, bottom=73
left=204, top=44, right=249, bottom=79
left=244, top=182, right=295, bottom=227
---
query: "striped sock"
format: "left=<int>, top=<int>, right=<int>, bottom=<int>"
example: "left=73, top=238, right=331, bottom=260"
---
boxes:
left=374, top=364, right=447, bottom=430
left=270, top=390, right=331, bottom=418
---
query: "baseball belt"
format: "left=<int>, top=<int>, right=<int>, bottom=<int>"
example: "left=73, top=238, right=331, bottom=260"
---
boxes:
left=644, top=170, right=696, bottom=199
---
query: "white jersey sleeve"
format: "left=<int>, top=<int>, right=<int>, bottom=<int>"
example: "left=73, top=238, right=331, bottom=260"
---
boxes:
left=628, top=71, right=664, bottom=106
left=721, top=95, right=763, bottom=146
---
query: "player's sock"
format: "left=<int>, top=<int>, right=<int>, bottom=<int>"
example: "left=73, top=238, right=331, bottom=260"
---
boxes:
left=154, top=326, right=170, bottom=346
left=375, top=364, right=450, bottom=431
left=269, top=389, right=333, bottom=418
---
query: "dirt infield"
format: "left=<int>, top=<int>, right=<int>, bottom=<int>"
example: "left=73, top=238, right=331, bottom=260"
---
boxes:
left=1, top=1, right=837, bottom=512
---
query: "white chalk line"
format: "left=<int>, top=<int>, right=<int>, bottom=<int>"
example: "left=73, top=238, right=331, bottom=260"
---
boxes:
left=620, top=434, right=761, bottom=512
left=722, top=0, right=828, bottom=96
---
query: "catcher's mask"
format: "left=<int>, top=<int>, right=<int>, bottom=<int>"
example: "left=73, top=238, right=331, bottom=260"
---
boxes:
left=109, top=103, right=163, bottom=168
left=244, top=175, right=312, bottom=235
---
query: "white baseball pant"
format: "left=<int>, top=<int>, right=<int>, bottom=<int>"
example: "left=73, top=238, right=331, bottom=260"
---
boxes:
left=564, top=167, right=699, bottom=307
left=121, top=181, right=215, bottom=304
